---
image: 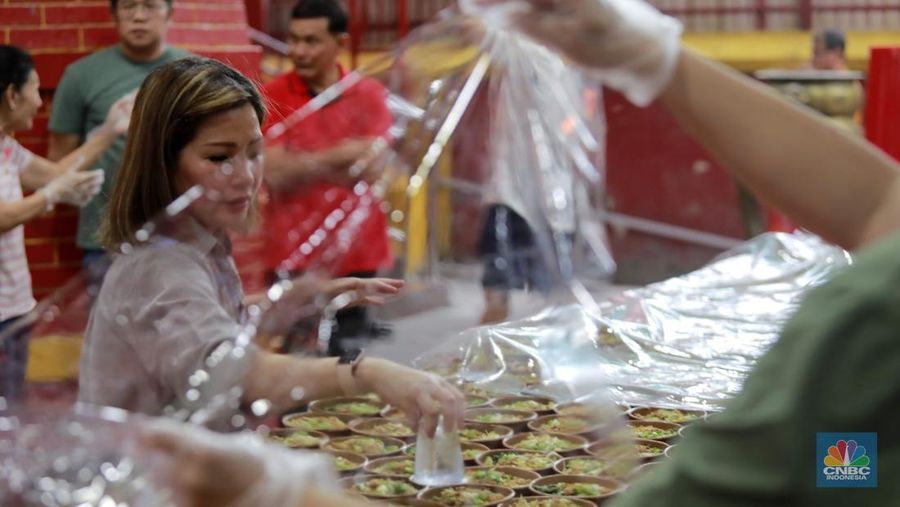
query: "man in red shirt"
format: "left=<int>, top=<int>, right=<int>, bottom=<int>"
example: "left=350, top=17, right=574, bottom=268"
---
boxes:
left=263, top=0, right=394, bottom=349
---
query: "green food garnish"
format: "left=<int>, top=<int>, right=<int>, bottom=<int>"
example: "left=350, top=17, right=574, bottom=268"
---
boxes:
left=534, top=482, right=607, bottom=497
left=268, top=431, right=322, bottom=447
left=512, top=434, right=580, bottom=452
left=630, top=425, right=677, bottom=440
left=465, top=469, right=531, bottom=488
left=331, top=437, right=399, bottom=455
left=432, top=486, right=507, bottom=506
left=328, top=401, right=382, bottom=416
left=482, top=452, right=555, bottom=470
left=352, top=478, right=418, bottom=497
left=284, top=415, right=348, bottom=431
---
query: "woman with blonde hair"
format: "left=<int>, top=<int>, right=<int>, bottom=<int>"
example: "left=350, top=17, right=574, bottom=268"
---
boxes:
left=79, top=57, right=464, bottom=436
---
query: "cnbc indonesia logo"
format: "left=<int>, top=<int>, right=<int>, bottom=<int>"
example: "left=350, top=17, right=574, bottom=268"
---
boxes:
left=822, top=439, right=871, bottom=482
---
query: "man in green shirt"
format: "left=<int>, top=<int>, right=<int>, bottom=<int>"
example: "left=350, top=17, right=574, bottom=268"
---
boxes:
left=48, top=0, right=189, bottom=271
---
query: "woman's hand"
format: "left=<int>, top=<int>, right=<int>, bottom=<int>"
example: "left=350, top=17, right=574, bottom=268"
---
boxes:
left=141, top=420, right=339, bottom=507
left=356, top=357, right=465, bottom=438
left=324, top=277, right=405, bottom=307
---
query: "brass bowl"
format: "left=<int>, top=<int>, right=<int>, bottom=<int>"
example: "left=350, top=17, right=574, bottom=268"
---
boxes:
left=340, top=474, right=421, bottom=501
left=465, top=408, right=537, bottom=432
left=365, top=456, right=416, bottom=478
left=418, top=484, right=515, bottom=507
left=464, top=466, right=541, bottom=496
left=476, top=449, right=561, bottom=475
left=350, top=417, right=416, bottom=442
left=260, top=428, right=328, bottom=450
left=324, top=435, right=406, bottom=458
left=529, top=475, right=624, bottom=505
left=309, top=396, right=386, bottom=417
left=281, top=412, right=353, bottom=436
left=503, top=432, right=588, bottom=457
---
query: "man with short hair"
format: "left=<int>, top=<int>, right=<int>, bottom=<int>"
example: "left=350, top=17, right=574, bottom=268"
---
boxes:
left=48, top=0, right=190, bottom=273
left=262, top=0, right=394, bottom=349
left=812, top=28, right=849, bottom=70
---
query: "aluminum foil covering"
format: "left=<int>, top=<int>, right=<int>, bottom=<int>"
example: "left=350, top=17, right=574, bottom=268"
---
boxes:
left=415, top=231, right=851, bottom=411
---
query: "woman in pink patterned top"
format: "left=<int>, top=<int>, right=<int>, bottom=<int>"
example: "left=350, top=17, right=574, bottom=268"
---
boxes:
left=0, top=45, right=133, bottom=400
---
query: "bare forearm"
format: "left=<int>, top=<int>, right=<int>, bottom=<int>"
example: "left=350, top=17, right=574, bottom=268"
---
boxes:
left=243, top=353, right=343, bottom=411
left=661, top=49, right=900, bottom=250
left=0, top=192, right=49, bottom=233
left=57, top=125, right=118, bottom=175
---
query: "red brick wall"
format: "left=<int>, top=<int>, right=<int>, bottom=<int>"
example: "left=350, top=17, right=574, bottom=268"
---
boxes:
left=2, top=0, right=266, bottom=299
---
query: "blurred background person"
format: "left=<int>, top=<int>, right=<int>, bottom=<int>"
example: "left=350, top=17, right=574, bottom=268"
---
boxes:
left=812, top=28, right=849, bottom=70
left=262, top=0, right=394, bottom=353
left=0, top=45, right=131, bottom=400
left=47, top=0, right=189, bottom=285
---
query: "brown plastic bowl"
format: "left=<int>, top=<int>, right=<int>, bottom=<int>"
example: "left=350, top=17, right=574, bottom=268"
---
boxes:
left=464, top=466, right=541, bottom=495
left=350, top=417, right=416, bottom=441
left=364, top=456, right=416, bottom=478
left=324, top=435, right=406, bottom=458
left=529, top=475, right=624, bottom=504
left=309, top=396, right=386, bottom=417
left=260, top=428, right=328, bottom=450
left=280, top=412, right=353, bottom=436
left=418, top=484, right=515, bottom=506
left=328, top=450, right=367, bottom=475
left=340, top=474, right=420, bottom=500
left=459, top=423, right=515, bottom=449
left=491, top=395, right=558, bottom=415
left=626, top=421, right=681, bottom=443
left=503, top=432, right=588, bottom=457
left=465, top=409, right=538, bottom=432
left=627, top=406, right=706, bottom=424
left=476, top=449, right=562, bottom=475
left=500, top=496, right=595, bottom=507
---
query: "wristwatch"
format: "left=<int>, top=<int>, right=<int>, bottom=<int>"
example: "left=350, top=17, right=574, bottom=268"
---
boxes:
left=337, top=348, right=366, bottom=396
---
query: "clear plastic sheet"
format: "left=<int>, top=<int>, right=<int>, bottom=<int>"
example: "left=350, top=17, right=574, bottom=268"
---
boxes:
left=416, top=231, right=851, bottom=412
left=260, top=7, right=615, bottom=328
left=0, top=405, right=336, bottom=507
left=0, top=9, right=643, bottom=504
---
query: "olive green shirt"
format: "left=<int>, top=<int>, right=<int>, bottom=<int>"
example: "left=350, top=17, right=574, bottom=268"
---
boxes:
left=611, top=232, right=900, bottom=506
left=49, top=45, right=190, bottom=249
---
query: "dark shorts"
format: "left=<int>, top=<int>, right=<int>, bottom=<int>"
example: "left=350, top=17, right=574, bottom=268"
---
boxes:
left=478, top=205, right=555, bottom=292
left=0, top=315, right=31, bottom=401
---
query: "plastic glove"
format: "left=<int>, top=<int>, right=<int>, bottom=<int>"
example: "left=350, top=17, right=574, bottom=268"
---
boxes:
left=469, top=0, right=683, bottom=106
left=105, top=90, right=137, bottom=135
left=141, top=419, right=337, bottom=507
left=39, top=169, right=104, bottom=209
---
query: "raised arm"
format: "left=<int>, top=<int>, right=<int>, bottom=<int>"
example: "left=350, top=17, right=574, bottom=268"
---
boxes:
left=505, top=0, right=900, bottom=251
left=661, top=50, right=900, bottom=250
left=22, top=91, right=134, bottom=189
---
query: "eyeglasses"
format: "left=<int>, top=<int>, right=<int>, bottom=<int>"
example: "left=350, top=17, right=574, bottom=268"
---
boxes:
left=118, top=0, right=167, bottom=15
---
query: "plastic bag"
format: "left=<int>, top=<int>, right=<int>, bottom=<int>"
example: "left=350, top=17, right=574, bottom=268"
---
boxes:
left=416, top=231, right=851, bottom=412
